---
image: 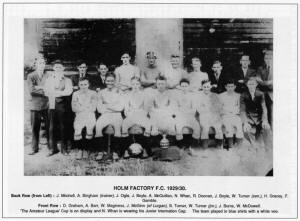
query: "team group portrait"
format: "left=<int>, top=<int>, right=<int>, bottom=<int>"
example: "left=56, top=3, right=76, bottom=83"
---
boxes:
left=24, top=18, right=273, bottom=176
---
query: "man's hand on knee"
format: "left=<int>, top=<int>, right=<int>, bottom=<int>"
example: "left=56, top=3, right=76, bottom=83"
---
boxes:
left=243, top=122, right=251, bottom=132
left=262, top=121, right=270, bottom=130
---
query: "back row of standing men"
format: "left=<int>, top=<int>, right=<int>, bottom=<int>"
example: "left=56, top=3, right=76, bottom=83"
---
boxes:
left=27, top=50, right=273, bottom=159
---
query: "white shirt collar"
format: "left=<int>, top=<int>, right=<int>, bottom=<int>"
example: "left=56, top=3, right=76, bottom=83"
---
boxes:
left=250, top=91, right=255, bottom=100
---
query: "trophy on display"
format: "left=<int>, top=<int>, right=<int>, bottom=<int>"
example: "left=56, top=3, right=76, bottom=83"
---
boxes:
left=160, top=131, right=169, bottom=149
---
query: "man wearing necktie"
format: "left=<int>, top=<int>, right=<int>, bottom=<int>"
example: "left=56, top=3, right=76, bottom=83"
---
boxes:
left=208, top=60, right=230, bottom=94
left=232, top=54, right=256, bottom=93
left=95, top=62, right=109, bottom=91
left=70, top=61, right=97, bottom=91
left=27, top=55, right=49, bottom=155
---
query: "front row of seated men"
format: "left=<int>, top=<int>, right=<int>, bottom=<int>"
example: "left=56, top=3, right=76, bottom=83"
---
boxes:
left=71, top=72, right=271, bottom=160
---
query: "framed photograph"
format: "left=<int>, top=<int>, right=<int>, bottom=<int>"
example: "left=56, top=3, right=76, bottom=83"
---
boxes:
left=2, top=1, right=298, bottom=219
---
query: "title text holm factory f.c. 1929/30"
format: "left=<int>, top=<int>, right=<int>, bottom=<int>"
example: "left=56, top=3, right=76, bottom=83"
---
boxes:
left=113, top=186, right=186, bottom=191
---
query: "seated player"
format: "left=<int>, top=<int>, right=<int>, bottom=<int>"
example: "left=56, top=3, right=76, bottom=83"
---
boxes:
left=115, top=52, right=140, bottom=92
left=66, top=61, right=96, bottom=149
left=196, top=80, right=223, bottom=149
left=186, top=57, right=209, bottom=92
left=174, top=79, right=200, bottom=150
left=149, top=76, right=177, bottom=141
left=71, top=77, right=97, bottom=159
left=240, top=77, right=271, bottom=150
left=95, top=74, right=124, bottom=160
left=44, top=60, right=73, bottom=156
left=219, top=79, right=243, bottom=149
left=122, top=77, right=152, bottom=137
left=122, top=77, right=152, bottom=159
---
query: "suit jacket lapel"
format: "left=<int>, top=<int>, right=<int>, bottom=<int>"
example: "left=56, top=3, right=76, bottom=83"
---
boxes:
left=219, top=71, right=226, bottom=82
left=245, top=68, right=253, bottom=79
left=238, top=68, right=245, bottom=79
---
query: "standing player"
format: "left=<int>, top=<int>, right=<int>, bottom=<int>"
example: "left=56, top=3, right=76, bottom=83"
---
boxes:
left=196, top=80, right=223, bottom=149
left=44, top=60, right=73, bottom=156
left=71, top=77, right=97, bottom=159
left=162, top=54, right=187, bottom=89
left=219, top=79, right=243, bottom=149
left=186, top=57, right=209, bottom=92
left=141, top=51, right=161, bottom=89
left=95, top=74, right=124, bottom=160
left=115, top=53, right=141, bottom=92
left=27, top=55, right=49, bottom=155
left=174, top=79, right=200, bottom=152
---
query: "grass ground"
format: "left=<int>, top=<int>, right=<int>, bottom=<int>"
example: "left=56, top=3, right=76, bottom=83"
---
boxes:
left=24, top=81, right=272, bottom=176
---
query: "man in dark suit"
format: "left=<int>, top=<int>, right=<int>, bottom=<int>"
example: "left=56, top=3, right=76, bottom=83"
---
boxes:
left=240, top=77, right=271, bottom=150
left=256, top=51, right=273, bottom=127
left=232, top=54, right=256, bottom=93
left=208, top=60, right=230, bottom=94
left=44, top=60, right=73, bottom=156
left=95, top=62, right=108, bottom=91
left=70, top=61, right=98, bottom=91
left=27, top=55, right=49, bottom=155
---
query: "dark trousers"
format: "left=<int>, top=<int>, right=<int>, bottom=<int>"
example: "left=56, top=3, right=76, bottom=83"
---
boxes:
left=65, top=110, right=75, bottom=147
left=244, top=125, right=272, bottom=150
left=30, top=110, right=49, bottom=152
left=48, top=109, right=67, bottom=152
left=265, top=94, right=273, bottom=128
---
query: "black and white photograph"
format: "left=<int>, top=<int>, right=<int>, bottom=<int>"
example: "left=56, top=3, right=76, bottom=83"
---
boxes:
left=24, top=18, right=274, bottom=176
left=2, top=2, right=298, bottom=218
